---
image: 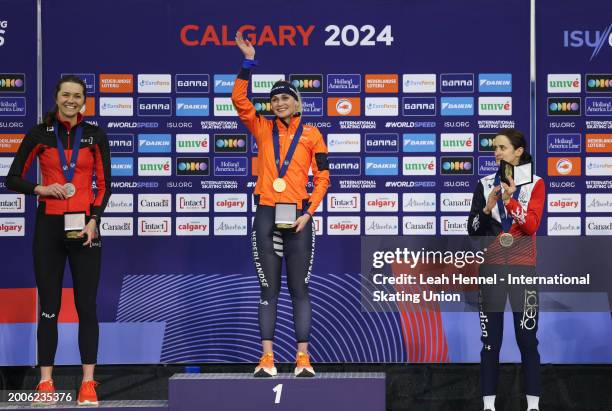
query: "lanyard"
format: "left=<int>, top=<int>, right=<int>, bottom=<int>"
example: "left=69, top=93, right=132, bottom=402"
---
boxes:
left=54, top=121, right=83, bottom=182
left=494, top=171, right=522, bottom=232
left=272, top=120, right=303, bottom=179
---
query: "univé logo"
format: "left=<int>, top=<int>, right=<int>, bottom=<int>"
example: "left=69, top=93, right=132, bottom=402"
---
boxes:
left=563, top=24, right=612, bottom=61
left=586, top=74, right=612, bottom=93
left=547, top=74, right=581, bottom=93
left=548, top=97, right=581, bottom=116
left=0, top=74, right=25, bottom=93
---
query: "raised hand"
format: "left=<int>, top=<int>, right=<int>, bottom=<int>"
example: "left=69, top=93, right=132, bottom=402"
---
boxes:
left=235, top=31, right=255, bottom=59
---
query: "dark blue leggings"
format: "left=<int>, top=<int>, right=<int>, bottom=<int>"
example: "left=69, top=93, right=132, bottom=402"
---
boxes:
left=252, top=205, right=315, bottom=343
left=479, top=264, right=540, bottom=396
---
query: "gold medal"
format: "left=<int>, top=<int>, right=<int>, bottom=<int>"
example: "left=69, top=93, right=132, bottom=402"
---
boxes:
left=499, top=232, right=514, bottom=247
left=272, top=178, right=287, bottom=193
left=64, top=183, right=76, bottom=198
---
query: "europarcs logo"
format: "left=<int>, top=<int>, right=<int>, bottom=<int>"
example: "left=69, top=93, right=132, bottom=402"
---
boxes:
left=0, top=20, right=7, bottom=47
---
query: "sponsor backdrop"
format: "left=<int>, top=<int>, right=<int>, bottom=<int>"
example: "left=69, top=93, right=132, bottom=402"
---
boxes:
left=0, top=0, right=39, bottom=365
left=0, top=0, right=609, bottom=365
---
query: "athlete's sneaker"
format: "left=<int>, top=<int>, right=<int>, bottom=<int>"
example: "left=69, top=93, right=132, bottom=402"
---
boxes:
left=294, top=351, right=315, bottom=377
left=77, top=380, right=99, bottom=406
left=33, top=379, right=56, bottom=405
left=254, top=352, right=277, bottom=377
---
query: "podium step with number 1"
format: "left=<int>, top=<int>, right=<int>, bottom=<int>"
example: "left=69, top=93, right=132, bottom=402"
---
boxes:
left=169, top=372, right=385, bottom=411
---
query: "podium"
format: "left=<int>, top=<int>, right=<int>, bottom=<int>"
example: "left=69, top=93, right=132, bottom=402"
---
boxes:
left=169, top=372, right=385, bottom=411
left=0, top=400, right=168, bottom=410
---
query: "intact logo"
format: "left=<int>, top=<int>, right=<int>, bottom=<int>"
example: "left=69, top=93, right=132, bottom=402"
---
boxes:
left=403, top=133, right=436, bottom=152
left=585, top=97, right=612, bottom=116
left=547, top=133, right=581, bottom=153
left=440, top=156, right=474, bottom=175
left=478, top=156, right=498, bottom=175
left=176, top=74, right=210, bottom=93
left=478, top=133, right=496, bottom=152
left=214, top=193, right=247, bottom=212
left=547, top=217, right=581, bottom=236
left=403, top=216, right=436, bottom=235
left=137, top=97, right=172, bottom=116
left=176, top=134, right=209, bottom=153
left=138, top=134, right=171, bottom=153
left=110, top=157, right=134, bottom=176
left=547, top=194, right=581, bottom=213
left=586, top=74, right=612, bottom=93
left=213, top=74, right=237, bottom=93
left=586, top=134, right=612, bottom=153
left=440, top=73, right=474, bottom=93
left=214, top=134, right=247, bottom=153
left=176, top=98, right=209, bottom=116
left=402, top=74, right=436, bottom=93
left=364, top=157, right=398, bottom=176
left=290, top=74, right=323, bottom=93
left=176, top=157, right=209, bottom=176
left=365, top=74, right=398, bottom=93
left=547, top=157, right=581, bottom=176
left=0, top=194, right=24, bottom=213
left=478, top=73, right=512, bottom=93
left=326, top=134, right=360, bottom=153
left=327, top=193, right=360, bottom=212
left=327, top=97, right=360, bottom=116
left=176, top=193, right=209, bottom=213
left=214, top=217, right=247, bottom=236
left=99, top=97, right=133, bottom=116
left=213, top=97, right=238, bottom=116
left=365, top=193, right=398, bottom=212
left=402, top=97, right=436, bottom=116
left=108, top=134, right=134, bottom=154
left=403, top=156, right=436, bottom=176
left=585, top=157, right=612, bottom=176
left=328, top=156, right=361, bottom=176
left=0, top=133, right=24, bottom=153
left=138, top=194, right=171, bottom=213
left=252, top=74, right=285, bottom=93
left=478, top=97, right=512, bottom=116
left=62, top=73, right=95, bottom=94
left=563, top=24, right=612, bottom=61
left=138, top=157, right=172, bottom=176
left=176, top=217, right=209, bottom=236
left=138, top=217, right=171, bottom=236
left=327, top=74, right=361, bottom=93
left=0, top=218, right=25, bottom=237
left=302, top=97, right=324, bottom=116
left=365, top=97, right=399, bottom=116
left=137, top=74, right=171, bottom=93
left=365, top=216, right=398, bottom=235
left=0, top=97, right=26, bottom=116
left=547, top=74, right=581, bottom=93
left=440, top=97, right=474, bottom=116
left=100, top=217, right=133, bottom=236
left=365, top=133, right=398, bottom=153
left=327, top=216, right=361, bottom=236
left=440, top=216, right=468, bottom=235
left=548, top=97, right=581, bottom=116
left=214, top=157, right=248, bottom=176
left=0, top=74, right=25, bottom=93
left=99, top=74, right=133, bottom=93
left=252, top=97, right=273, bottom=116
left=440, top=133, right=474, bottom=152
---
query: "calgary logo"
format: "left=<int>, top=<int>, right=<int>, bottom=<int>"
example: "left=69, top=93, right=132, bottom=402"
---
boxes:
left=563, top=23, right=612, bottom=61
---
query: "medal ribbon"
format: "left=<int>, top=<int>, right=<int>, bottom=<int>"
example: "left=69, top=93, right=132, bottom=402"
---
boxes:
left=494, top=171, right=522, bottom=232
left=54, top=121, right=83, bottom=183
left=272, top=121, right=304, bottom=179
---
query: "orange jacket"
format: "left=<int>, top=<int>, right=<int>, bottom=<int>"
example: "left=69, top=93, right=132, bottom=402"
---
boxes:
left=232, top=76, right=330, bottom=215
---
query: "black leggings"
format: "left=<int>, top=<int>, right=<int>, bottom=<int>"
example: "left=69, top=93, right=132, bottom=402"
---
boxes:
left=252, top=205, right=315, bottom=343
left=479, top=264, right=540, bottom=396
left=33, top=208, right=101, bottom=366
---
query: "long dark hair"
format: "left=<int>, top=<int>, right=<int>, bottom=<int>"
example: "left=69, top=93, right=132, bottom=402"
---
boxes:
left=43, top=75, right=87, bottom=125
left=497, top=128, right=532, bottom=164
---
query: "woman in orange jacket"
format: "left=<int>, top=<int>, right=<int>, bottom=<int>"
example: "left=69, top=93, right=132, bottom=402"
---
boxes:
left=233, top=31, right=330, bottom=377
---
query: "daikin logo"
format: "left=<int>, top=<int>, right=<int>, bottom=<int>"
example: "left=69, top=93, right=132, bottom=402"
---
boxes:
left=563, top=24, right=612, bottom=61
left=213, top=75, right=236, bottom=93
left=478, top=74, right=512, bottom=92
